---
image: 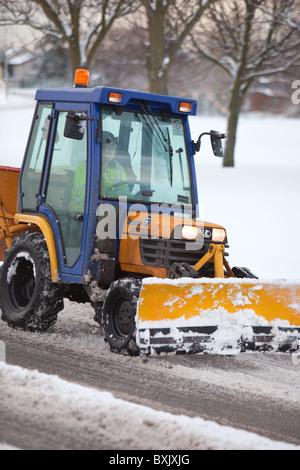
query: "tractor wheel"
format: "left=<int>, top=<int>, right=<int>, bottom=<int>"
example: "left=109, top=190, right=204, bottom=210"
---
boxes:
left=102, top=278, right=141, bottom=355
left=0, top=231, right=64, bottom=331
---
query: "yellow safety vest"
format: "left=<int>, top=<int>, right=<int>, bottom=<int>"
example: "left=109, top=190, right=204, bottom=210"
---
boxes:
left=69, top=160, right=129, bottom=213
left=102, top=160, right=128, bottom=196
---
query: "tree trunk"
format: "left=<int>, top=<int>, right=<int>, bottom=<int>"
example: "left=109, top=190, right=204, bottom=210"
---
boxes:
left=68, top=36, right=88, bottom=74
left=147, top=2, right=168, bottom=95
left=223, top=82, right=244, bottom=167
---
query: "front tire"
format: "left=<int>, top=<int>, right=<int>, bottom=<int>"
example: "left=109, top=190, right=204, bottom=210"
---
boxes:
left=0, top=231, right=64, bottom=331
left=102, top=278, right=141, bottom=355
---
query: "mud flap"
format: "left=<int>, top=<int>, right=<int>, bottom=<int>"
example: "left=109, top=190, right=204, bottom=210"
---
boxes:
left=135, top=278, right=300, bottom=355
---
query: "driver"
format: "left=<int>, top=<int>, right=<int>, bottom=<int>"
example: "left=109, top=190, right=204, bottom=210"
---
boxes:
left=70, top=131, right=130, bottom=213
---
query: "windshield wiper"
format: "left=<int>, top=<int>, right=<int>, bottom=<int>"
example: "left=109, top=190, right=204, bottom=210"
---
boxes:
left=136, top=100, right=174, bottom=186
left=136, top=100, right=168, bottom=149
left=167, top=127, right=173, bottom=186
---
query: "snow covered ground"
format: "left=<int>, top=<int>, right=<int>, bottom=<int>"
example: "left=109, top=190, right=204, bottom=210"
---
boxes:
left=0, top=89, right=299, bottom=450
left=1, top=361, right=299, bottom=450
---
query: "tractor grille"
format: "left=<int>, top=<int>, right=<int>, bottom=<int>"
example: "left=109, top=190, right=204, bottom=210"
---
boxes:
left=140, top=238, right=208, bottom=269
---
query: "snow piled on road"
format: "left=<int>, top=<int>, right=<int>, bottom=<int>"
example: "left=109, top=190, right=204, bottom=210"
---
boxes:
left=0, top=362, right=299, bottom=451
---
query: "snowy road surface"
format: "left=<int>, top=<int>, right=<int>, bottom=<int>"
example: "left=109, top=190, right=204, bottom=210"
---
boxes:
left=1, top=301, right=300, bottom=450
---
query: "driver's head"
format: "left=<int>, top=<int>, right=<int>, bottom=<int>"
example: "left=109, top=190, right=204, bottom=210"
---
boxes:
left=103, top=131, right=117, bottom=144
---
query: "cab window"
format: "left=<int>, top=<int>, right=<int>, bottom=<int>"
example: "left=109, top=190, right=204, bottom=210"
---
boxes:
left=20, top=104, right=52, bottom=210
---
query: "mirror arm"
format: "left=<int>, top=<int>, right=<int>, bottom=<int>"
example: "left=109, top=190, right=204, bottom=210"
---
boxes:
left=194, top=132, right=211, bottom=153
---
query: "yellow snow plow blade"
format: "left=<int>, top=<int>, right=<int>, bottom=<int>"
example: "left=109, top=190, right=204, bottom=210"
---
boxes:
left=136, top=278, right=300, bottom=355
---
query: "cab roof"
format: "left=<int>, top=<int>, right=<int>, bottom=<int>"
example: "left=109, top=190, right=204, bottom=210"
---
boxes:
left=35, top=86, right=198, bottom=116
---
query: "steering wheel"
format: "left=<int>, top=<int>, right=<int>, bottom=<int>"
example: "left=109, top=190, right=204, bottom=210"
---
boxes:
left=111, top=180, right=143, bottom=189
left=110, top=180, right=155, bottom=198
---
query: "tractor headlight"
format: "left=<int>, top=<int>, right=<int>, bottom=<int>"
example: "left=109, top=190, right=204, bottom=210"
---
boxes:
left=212, top=228, right=226, bottom=243
left=182, top=225, right=198, bottom=240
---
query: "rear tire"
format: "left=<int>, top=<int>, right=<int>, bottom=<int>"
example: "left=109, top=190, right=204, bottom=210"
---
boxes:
left=0, top=231, right=64, bottom=331
left=102, top=278, right=141, bottom=355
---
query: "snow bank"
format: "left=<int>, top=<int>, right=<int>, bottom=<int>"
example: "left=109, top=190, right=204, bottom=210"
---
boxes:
left=0, top=362, right=299, bottom=450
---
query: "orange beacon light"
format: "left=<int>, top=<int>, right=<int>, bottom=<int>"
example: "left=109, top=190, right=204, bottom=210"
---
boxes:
left=74, top=69, right=90, bottom=88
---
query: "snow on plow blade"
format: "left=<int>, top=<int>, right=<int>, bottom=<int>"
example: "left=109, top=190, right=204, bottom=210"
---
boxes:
left=136, top=278, right=300, bottom=355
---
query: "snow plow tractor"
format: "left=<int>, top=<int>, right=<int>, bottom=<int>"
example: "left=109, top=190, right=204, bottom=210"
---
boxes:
left=0, top=69, right=299, bottom=356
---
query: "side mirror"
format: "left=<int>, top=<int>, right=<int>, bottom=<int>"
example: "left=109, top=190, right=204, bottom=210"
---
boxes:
left=64, top=111, right=87, bottom=140
left=193, top=130, right=226, bottom=156
left=210, top=130, right=225, bottom=158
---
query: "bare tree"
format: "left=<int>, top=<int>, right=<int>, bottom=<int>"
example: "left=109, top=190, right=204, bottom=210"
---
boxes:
left=92, top=24, right=148, bottom=89
left=0, top=0, right=140, bottom=74
left=190, top=0, right=300, bottom=167
left=140, top=0, right=216, bottom=94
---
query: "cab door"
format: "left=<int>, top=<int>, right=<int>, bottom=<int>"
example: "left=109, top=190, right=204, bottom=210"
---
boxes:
left=41, top=104, right=90, bottom=278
